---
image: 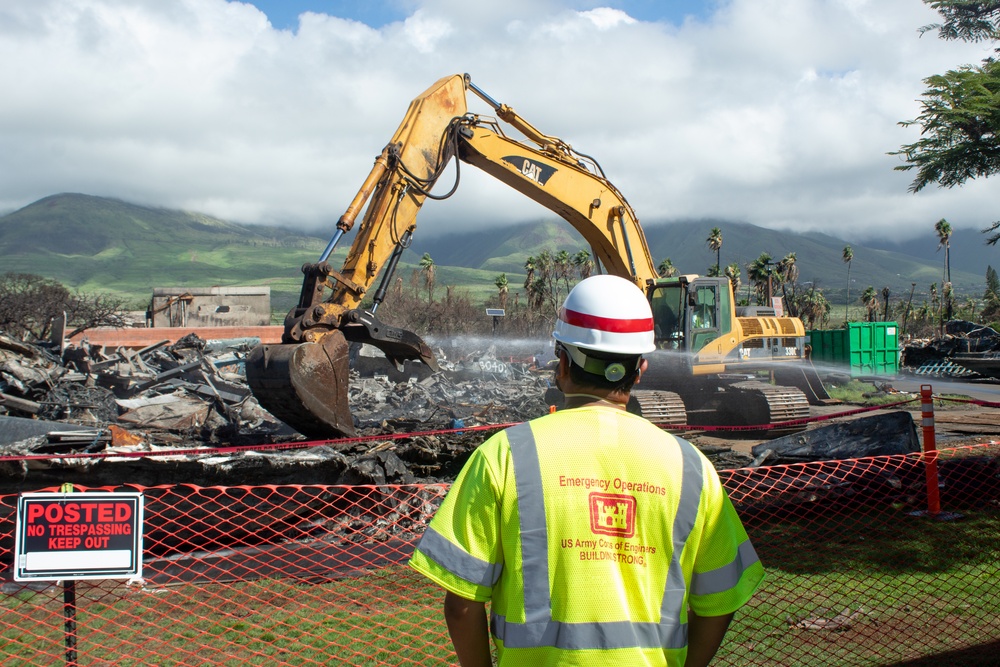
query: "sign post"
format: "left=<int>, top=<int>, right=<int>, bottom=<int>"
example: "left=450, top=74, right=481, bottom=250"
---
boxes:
left=486, top=308, right=505, bottom=336
left=15, top=486, right=144, bottom=666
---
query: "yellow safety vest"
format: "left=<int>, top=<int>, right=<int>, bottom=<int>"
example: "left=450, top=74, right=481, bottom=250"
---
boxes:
left=410, top=405, right=763, bottom=666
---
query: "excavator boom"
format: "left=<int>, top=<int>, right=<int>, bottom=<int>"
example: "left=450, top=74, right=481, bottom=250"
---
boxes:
left=246, top=74, right=660, bottom=438
left=246, top=75, right=469, bottom=438
left=246, top=73, right=824, bottom=438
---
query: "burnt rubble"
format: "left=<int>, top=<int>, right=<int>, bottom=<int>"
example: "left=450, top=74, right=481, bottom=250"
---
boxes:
left=902, top=320, right=1000, bottom=378
left=0, top=330, right=553, bottom=493
left=6, top=327, right=948, bottom=494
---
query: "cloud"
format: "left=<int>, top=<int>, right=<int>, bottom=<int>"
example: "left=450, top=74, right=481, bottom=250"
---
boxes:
left=0, top=0, right=995, bottom=244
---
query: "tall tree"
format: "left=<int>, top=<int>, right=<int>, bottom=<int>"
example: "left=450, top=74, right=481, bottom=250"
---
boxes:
left=494, top=273, right=509, bottom=311
left=935, top=218, right=953, bottom=283
left=657, top=258, right=677, bottom=278
left=796, top=286, right=831, bottom=329
left=776, top=252, right=799, bottom=315
left=555, top=250, right=573, bottom=294
left=930, top=282, right=940, bottom=332
left=902, top=283, right=917, bottom=334
left=943, top=281, right=955, bottom=322
left=523, top=250, right=570, bottom=315
left=891, top=2, right=1000, bottom=243
left=983, top=265, right=1000, bottom=321
left=862, top=286, right=879, bottom=322
left=419, top=253, right=436, bottom=303
left=746, top=252, right=774, bottom=306
left=706, top=227, right=723, bottom=276
left=724, top=262, right=742, bottom=297
left=842, top=245, right=854, bottom=322
left=572, top=250, right=594, bottom=280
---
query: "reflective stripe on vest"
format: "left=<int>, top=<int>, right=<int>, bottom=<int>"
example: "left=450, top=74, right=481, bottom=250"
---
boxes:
left=417, top=525, right=504, bottom=587
left=493, top=421, right=705, bottom=651
left=692, top=539, right=759, bottom=596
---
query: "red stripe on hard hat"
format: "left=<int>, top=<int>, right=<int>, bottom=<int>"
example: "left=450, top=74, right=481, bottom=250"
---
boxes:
left=560, top=308, right=653, bottom=333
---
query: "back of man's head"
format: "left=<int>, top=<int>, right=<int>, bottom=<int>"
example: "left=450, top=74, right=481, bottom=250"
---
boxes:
left=552, top=275, right=655, bottom=390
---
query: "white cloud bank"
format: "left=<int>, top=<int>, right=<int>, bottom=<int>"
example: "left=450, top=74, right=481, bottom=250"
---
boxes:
left=0, top=0, right=994, bottom=242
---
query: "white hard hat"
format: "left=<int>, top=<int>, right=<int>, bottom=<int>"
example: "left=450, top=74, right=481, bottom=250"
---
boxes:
left=553, top=275, right=655, bottom=355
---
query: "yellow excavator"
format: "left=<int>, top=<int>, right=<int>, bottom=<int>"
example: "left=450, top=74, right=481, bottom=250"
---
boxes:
left=246, top=73, right=829, bottom=438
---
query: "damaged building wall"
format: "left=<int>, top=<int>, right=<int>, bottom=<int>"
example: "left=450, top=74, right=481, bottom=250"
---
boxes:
left=150, top=286, right=271, bottom=328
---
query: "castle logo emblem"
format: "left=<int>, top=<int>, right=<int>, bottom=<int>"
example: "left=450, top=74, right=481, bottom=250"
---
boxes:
left=588, top=492, right=636, bottom=538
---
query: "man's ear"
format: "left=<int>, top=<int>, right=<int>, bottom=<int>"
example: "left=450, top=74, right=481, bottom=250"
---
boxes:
left=636, top=358, right=649, bottom=384
left=553, top=347, right=569, bottom=391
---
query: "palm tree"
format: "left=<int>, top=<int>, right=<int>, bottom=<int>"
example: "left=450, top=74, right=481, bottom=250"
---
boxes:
left=706, top=227, right=723, bottom=276
left=935, top=218, right=952, bottom=285
left=842, top=245, right=854, bottom=322
left=902, top=282, right=917, bottom=336
left=746, top=252, right=774, bottom=306
left=572, top=250, right=594, bottom=280
left=555, top=250, right=573, bottom=294
left=523, top=256, right=536, bottom=291
left=881, top=286, right=891, bottom=321
left=724, top=262, right=741, bottom=296
left=929, top=282, right=940, bottom=333
left=777, top=252, right=798, bottom=314
left=494, top=273, right=509, bottom=311
left=419, top=252, right=435, bottom=303
left=797, top=286, right=831, bottom=329
left=862, top=286, right=878, bottom=322
left=657, top=258, right=677, bottom=278
left=943, top=281, right=954, bottom=323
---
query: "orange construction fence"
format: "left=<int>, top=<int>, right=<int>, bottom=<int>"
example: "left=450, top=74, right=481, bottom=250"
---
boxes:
left=1, top=438, right=998, bottom=666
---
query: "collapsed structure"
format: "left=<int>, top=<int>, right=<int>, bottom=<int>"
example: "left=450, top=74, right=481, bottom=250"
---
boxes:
left=5, top=318, right=973, bottom=497
left=0, top=330, right=553, bottom=494
left=902, top=320, right=1000, bottom=379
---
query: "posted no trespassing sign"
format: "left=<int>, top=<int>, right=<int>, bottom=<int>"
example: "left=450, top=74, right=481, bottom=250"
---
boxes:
left=14, top=491, right=144, bottom=581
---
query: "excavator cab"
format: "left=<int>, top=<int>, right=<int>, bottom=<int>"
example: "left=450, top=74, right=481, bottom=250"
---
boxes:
left=689, top=283, right=721, bottom=350
left=649, top=282, right=685, bottom=350
left=649, top=276, right=730, bottom=353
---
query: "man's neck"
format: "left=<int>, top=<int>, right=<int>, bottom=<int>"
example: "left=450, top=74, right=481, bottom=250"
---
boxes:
left=562, top=392, right=629, bottom=411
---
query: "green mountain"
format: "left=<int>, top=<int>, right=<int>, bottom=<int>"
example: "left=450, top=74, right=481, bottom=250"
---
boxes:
left=0, top=193, right=334, bottom=312
left=411, top=217, right=984, bottom=305
left=0, top=194, right=987, bottom=318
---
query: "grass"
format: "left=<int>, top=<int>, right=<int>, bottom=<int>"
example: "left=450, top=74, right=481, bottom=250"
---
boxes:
left=1, top=569, right=454, bottom=667
left=824, top=379, right=972, bottom=409
left=717, top=508, right=1000, bottom=666
left=3, top=504, right=998, bottom=667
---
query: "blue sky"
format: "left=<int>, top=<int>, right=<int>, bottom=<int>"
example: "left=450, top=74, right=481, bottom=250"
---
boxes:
left=0, top=0, right=995, bottom=245
left=245, top=1, right=715, bottom=30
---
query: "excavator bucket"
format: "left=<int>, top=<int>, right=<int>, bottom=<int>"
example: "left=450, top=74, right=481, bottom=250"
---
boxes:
left=245, top=330, right=356, bottom=439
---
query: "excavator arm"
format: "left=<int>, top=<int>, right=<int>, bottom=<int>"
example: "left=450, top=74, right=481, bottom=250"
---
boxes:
left=457, top=79, right=658, bottom=285
left=246, top=73, right=658, bottom=438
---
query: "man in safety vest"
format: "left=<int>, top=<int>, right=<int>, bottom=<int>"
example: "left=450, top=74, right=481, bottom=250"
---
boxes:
left=410, top=274, right=764, bottom=666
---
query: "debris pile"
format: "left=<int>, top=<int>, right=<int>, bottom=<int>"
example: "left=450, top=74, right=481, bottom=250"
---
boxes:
left=749, top=411, right=920, bottom=467
left=0, top=331, right=279, bottom=446
left=0, top=330, right=552, bottom=494
left=902, top=320, right=1000, bottom=378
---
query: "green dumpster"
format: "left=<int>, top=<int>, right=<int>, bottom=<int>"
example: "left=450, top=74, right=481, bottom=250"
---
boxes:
left=807, top=322, right=899, bottom=376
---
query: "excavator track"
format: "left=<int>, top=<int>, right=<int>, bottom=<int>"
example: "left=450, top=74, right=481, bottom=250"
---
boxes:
left=724, top=381, right=810, bottom=427
left=630, top=390, right=688, bottom=426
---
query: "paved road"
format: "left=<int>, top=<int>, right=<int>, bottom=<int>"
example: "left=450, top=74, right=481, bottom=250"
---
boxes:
left=877, top=374, right=1000, bottom=403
